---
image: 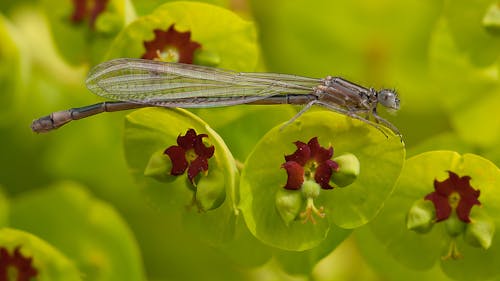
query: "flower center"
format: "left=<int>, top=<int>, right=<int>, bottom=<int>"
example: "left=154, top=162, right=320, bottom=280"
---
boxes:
left=156, top=47, right=180, bottom=63
left=303, top=160, right=318, bottom=178
left=185, top=149, right=198, bottom=163
left=448, top=192, right=460, bottom=209
left=7, top=266, right=19, bottom=281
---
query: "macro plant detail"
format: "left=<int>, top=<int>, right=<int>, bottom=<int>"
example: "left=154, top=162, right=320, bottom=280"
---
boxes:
left=371, top=151, right=500, bottom=281
left=142, top=25, right=201, bottom=63
left=407, top=170, right=491, bottom=260
left=164, top=128, right=215, bottom=185
left=0, top=247, right=38, bottom=281
left=70, top=0, right=109, bottom=29
left=425, top=171, right=480, bottom=223
left=239, top=111, right=404, bottom=251
left=282, top=137, right=339, bottom=191
left=141, top=125, right=226, bottom=212
left=3, top=0, right=498, bottom=280
left=278, top=137, right=360, bottom=224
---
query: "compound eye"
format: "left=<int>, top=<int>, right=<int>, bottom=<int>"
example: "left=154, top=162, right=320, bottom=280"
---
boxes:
left=378, top=90, right=399, bottom=110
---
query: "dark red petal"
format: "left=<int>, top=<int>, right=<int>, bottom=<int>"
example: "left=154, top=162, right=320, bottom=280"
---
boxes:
left=0, top=247, right=38, bottom=281
left=284, top=141, right=310, bottom=166
left=187, top=156, right=209, bottom=183
left=308, top=137, right=333, bottom=163
left=142, top=25, right=201, bottom=63
left=71, top=0, right=87, bottom=22
left=454, top=174, right=481, bottom=202
left=453, top=173, right=480, bottom=222
left=177, top=129, right=197, bottom=150
left=456, top=199, right=475, bottom=223
left=70, top=0, right=109, bottom=29
left=164, top=146, right=188, bottom=175
left=89, top=0, right=109, bottom=29
left=194, top=134, right=215, bottom=159
left=315, top=160, right=337, bottom=190
left=425, top=192, right=452, bottom=222
left=433, top=177, right=454, bottom=196
left=282, top=161, right=305, bottom=190
left=326, top=159, right=339, bottom=172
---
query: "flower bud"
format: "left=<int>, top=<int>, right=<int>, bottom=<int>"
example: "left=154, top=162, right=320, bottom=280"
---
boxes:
left=301, top=179, right=321, bottom=199
left=406, top=199, right=436, bottom=233
left=144, top=150, right=174, bottom=182
left=464, top=213, right=495, bottom=250
left=444, top=214, right=466, bottom=238
left=330, top=153, right=360, bottom=187
left=275, top=189, right=303, bottom=226
left=195, top=170, right=226, bottom=211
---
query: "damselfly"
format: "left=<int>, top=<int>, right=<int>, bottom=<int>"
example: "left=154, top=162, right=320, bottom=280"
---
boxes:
left=31, top=58, right=401, bottom=136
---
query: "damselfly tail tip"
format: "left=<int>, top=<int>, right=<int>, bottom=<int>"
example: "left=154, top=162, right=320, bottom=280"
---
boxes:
left=31, top=115, right=56, bottom=133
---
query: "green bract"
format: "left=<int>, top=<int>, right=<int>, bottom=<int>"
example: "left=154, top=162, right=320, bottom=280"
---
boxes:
left=9, top=182, right=145, bottom=281
left=483, top=2, right=500, bottom=34
left=0, top=228, right=82, bottom=281
left=40, top=0, right=132, bottom=65
left=445, top=0, right=500, bottom=66
left=131, top=0, right=230, bottom=16
left=0, top=14, right=25, bottom=124
left=239, top=111, right=405, bottom=250
left=194, top=105, right=297, bottom=161
left=106, top=1, right=258, bottom=71
left=0, top=188, right=8, bottom=227
left=368, top=151, right=500, bottom=281
left=124, top=107, right=238, bottom=244
left=274, top=226, right=351, bottom=275
left=355, top=226, right=454, bottom=281
left=450, top=90, right=500, bottom=149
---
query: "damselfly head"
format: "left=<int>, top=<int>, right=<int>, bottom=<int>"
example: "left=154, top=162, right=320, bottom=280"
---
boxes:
left=377, top=89, right=400, bottom=110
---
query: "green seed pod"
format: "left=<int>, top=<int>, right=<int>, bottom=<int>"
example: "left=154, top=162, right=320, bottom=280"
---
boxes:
left=195, top=170, right=226, bottom=211
left=301, top=179, right=321, bottom=199
left=144, top=150, right=174, bottom=182
left=330, top=153, right=360, bottom=187
left=444, top=214, right=467, bottom=238
left=483, top=3, right=500, bottom=35
left=464, top=211, right=495, bottom=250
left=275, top=189, right=304, bottom=226
left=406, top=199, right=436, bottom=233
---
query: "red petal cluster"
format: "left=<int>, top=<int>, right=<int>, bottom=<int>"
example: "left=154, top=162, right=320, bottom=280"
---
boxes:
left=70, top=0, right=109, bottom=29
left=142, top=25, right=201, bottom=63
left=164, top=129, right=215, bottom=184
left=0, top=247, right=38, bottom=281
left=282, top=137, right=339, bottom=190
left=425, top=171, right=481, bottom=222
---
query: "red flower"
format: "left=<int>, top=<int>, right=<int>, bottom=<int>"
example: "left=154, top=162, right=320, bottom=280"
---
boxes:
left=0, top=247, right=38, bottom=281
left=282, top=137, right=339, bottom=190
left=70, top=0, right=109, bottom=29
left=142, top=25, right=201, bottom=63
left=164, top=129, right=215, bottom=184
left=425, top=171, right=481, bottom=223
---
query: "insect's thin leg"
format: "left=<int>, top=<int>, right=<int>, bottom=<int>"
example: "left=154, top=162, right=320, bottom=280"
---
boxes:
left=279, top=100, right=319, bottom=131
left=314, top=101, right=390, bottom=138
left=372, top=113, right=402, bottom=139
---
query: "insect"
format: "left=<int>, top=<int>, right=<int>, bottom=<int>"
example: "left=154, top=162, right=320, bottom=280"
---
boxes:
left=31, top=58, right=400, bottom=136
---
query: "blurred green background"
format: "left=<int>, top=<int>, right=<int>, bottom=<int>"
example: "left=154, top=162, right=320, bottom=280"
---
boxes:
left=0, top=0, right=498, bottom=280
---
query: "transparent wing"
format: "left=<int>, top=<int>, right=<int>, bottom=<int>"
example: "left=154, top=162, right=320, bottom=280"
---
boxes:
left=86, top=58, right=321, bottom=108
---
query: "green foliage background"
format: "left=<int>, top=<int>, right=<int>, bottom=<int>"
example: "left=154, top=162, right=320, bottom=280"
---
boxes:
left=0, top=0, right=499, bottom=280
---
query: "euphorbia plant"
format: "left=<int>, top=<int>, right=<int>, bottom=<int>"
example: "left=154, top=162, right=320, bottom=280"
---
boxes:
left=0, top=228, right=81, bottom=281
left=368, top=151, right=500, bottom=281
left=124, top=108, right=239, bottom=244
left=105, top=1, right=258, bottom=70
left=239, top=111, right=405, bottom=251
